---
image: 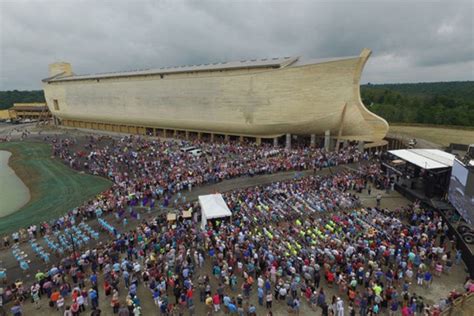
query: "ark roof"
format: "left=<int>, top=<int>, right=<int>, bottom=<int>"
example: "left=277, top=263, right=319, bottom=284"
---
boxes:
left=44, top=54, right=358, bottom=83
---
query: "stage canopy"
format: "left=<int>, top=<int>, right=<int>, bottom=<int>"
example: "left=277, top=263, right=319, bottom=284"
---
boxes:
left=388, top=149, right=455, bottom=170
left=198, top=194, right=232, bottom=229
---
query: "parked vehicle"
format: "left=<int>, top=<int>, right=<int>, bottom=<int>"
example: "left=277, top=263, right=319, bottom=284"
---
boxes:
left=458, top=223, right=474, bottom=244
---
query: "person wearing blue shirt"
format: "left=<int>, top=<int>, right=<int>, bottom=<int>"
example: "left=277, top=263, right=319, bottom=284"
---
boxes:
left=123, top=270, right=130, bottom=288
left=209, top=248, right=215, bottom=257
left=10, top=303, right=22, bottom=316
left=132, top=295, right=140, bottom=307
left=424, top=271, right=432, bottom=288
left=129, top=283, right=137, bottom=296
left=182, top=267, right=189, bottom=278
left=90, top=273, right=98, bottom=286
left=228, top=302, right=237, bottom=313
left=89, top=288, right=98, bottom=309
left=265, top=278, right=271, bottom=292
left=184, top=278, right=191, bottom=290
left=248, top=304, right=256, bottom=315
left=258, top=287, right=264, bottom=306
left=223, top=295, right=231, bottom=307
left=20, top=260, right=29, bottom=271
left=391, top=300, right=399, bottom=313
left=113, top=262, right=120, bottom=272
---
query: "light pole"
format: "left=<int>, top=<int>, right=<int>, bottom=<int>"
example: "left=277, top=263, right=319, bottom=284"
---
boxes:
left=69, top=232, right=77, bottom=261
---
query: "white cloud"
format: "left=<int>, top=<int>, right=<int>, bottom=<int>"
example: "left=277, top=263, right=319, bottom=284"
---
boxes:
left=0, top=0, right=473, bottom=89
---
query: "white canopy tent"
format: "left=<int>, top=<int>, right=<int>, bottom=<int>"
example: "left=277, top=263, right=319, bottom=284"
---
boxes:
left=388, top=149, right=455, bottom=170
left=199, top=194, right=232, bottom=229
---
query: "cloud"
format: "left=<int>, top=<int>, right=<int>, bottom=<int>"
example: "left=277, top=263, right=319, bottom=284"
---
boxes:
left=0, top=0, right=473, bottom=90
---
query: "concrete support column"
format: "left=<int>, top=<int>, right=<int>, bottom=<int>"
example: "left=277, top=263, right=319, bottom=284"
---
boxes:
left=285, top=133, right=291, bottom=149
left=310, top=134, right=316, bottom=147
left=239, top=136, right=244, bottom=143
left=163, top=129, right=167, bottom=138
left=173, top=130, right=177, bottom=137
left=224, top=135, right=229, bottom=141
left=210, top=133, right=214, bottom=142
left=255, top=137, right=261, bottom=145
left=358, top=141, right=365, bottom=152
left=197, top=132, right=202, bottom=140
left=273, top=137, right=279, bottom=147
left=324, top=130, right=331, bottom=151
left=185, top=131, right=189, bottom=140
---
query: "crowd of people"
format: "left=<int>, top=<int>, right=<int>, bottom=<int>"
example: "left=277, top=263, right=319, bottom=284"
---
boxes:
left=2, top=135, right=366, bottom=246
left=0, top=134, right=471, bottom=316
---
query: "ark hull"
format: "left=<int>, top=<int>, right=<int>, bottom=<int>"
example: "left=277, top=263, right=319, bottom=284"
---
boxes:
left=43, top=49, right=388, bottom=141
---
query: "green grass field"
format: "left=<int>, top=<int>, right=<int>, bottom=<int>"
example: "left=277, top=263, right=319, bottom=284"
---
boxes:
left=0, top=142, right=111, bottom=234
left=389, top=124, right=474, bottom=147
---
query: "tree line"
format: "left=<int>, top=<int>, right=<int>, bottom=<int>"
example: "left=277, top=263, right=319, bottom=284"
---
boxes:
left=361, top=81, right=474, bottom=127
left=0, top=90, right=45, bottom=110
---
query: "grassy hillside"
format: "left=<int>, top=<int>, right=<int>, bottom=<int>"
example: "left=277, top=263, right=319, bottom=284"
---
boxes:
left=389, top=124, right=474, bottom=147
left=361, top=81, right=474, bottom=126
left=0, top=142, right=111, bottom=233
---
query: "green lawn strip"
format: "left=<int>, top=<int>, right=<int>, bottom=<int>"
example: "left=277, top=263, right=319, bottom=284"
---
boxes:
left=0, top=142, right=111, bottom=234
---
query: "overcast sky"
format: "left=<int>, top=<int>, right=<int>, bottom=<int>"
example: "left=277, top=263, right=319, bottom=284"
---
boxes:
left=1, top=0, right=473, bottom=90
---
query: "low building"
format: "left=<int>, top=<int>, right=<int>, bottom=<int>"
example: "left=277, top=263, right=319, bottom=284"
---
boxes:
left=0, top=110, right=10, bottom=120
left=8, top=103, right=51, bottom=121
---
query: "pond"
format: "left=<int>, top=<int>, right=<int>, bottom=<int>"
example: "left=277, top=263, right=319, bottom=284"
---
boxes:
left=0, top=150, right=30, bottom=217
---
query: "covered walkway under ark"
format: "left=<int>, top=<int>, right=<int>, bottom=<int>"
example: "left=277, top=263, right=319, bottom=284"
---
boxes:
left=57, top=117, right=389, bottom=152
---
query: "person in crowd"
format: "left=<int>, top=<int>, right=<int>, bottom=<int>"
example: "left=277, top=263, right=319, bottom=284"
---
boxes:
left=0, top=133, right=466, bottom=316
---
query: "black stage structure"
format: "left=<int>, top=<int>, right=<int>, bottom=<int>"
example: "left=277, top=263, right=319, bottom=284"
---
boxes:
left=381, top=149, right=474, bottom=278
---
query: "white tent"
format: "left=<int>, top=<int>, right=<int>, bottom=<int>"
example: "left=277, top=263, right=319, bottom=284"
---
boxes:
left=388, top=149, right=455, bottom=170
left=199, top=194, right=232, bottom=229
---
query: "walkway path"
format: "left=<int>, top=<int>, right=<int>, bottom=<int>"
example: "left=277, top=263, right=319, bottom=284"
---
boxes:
left=174, top=164, right=351, bottom=203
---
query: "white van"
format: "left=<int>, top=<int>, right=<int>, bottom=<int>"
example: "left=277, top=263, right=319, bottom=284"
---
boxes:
left=180, top=146, right=198, bottom=153
left=180, top=146, right=202, bottom=157
left=189, top=149, right=203, bottom=157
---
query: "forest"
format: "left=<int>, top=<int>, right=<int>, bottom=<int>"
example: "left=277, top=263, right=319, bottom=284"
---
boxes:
left=1, top=81, right=473, bottom=126
left=0, top=90, right=45, bottom=109
left=361, top=81, right=474, bottom=126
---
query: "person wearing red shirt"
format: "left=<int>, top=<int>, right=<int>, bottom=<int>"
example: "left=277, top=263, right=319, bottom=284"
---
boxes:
left=187, top=288, right=193, bottom=302
left=326, top=271, right=335, bottom=287
left=70, top=300, right=80, bottom=316
left=213, top=293, right=221, bottom=312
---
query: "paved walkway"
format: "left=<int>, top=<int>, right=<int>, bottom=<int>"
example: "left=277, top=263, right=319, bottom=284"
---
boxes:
left=175, top=165, right=349, bottom=203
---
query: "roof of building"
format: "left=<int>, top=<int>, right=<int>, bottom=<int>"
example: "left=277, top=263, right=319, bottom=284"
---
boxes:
left=10, top=105, right=49, bottom=111
left=388, top=149, right=456, bottom=170
left=0, top=110, right=10, bottom=119
left=12, top=103, right=46, bottom=108
left=44, top=54, right=359, bottom=83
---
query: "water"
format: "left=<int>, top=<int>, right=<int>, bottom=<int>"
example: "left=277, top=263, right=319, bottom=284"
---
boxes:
left=0, top=150, right=30, bottom=217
